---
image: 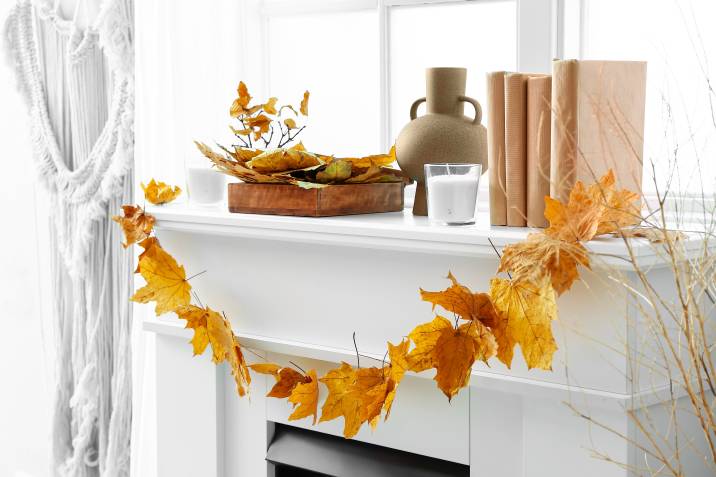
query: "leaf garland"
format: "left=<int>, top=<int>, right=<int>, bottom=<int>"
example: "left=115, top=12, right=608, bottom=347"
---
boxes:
left=117, top=169, right=642, bottom=438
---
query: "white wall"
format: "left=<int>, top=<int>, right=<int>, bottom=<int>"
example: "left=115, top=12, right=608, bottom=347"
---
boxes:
left=0, top=2, right=53, bottom=475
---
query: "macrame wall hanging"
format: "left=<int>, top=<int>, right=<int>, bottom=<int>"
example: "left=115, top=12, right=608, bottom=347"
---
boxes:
left=3, top=0, right=134, bottom=475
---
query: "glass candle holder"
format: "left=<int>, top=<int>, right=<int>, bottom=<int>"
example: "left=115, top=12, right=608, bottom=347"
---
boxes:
left=185, top=152, right=226, bottom=205
left=424, top=163, right=481, bottom=225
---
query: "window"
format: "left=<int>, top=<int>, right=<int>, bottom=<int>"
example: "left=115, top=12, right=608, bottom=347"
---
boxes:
left=564, top=0, right=716, bottom=195
left=259, top=0, right=530, bottom=158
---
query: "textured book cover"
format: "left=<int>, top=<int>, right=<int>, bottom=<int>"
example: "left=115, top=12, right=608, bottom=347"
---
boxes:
left=504, top=73, right=528, bottom=226
left=526, top=75, right=552, bottom=228
left=486, top=71, right=507, bottom=225
left=550, top=60, right=647, bottom=203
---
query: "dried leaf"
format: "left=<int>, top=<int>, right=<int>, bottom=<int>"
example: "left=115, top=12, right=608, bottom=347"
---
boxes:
left=499, top=233, right=590, bottom=295
left=230, top=81, right=253, bottom=117
left=203, top=310, right=251, bottom=396
left=420, top=272, right=500, bottom=325
left=284, top=118, right=297, bottom=129
left=267, top=368, right=310, bottom=399
left=174, top=304, right=212, bottom=356
left=300, top=91, right=310, bottom=116
left=229, top=335, right=252, bottom=397
left=263, top=97, right=279, bottom=115
left=383, top=340, right=410, bottom=420
left=320, top=145, right=396, bottom=169
left=131, top=241, right=191, bottom=315
left=195, top=142, right=290, bottom=184
left=246, top=114, right=272, bottom=140
left=141, top=179, right=181, bottom=205
left=489, top=278, right=557, bottom=370
left=316, top=159, right=352, bottom=184
left=248, top=363, right=281, bottom=376
left=112, top=205, right=155, bottom=248
left=247, top=148, right=321, bottom=173
left=230, top=125, right=252, bottom=137
left=288, top=370, right=319, bottom=424
left=589, top=170, right=641, bottom=236
left=544, top=181, right=602, bottom=242
left=319, top=362, right=361, bottom=436
left=407, top=316, right=496, bottom=400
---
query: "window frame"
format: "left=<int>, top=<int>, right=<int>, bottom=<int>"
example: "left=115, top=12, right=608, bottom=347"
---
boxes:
left=259, top=0, right=559, bottom=151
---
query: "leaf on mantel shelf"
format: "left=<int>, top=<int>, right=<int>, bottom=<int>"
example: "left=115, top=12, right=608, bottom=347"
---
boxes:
left=112, top=205, right=155, bottom=248
left=141, top=179, right=181, bottom=205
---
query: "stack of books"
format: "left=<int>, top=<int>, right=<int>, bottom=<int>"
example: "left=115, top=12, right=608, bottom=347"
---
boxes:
left=487, top=60, right=647, bottom=227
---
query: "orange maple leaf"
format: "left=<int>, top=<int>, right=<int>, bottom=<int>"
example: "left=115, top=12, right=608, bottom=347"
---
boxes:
left=498, top=233, right=590, bottom=295
left=420, top=272, right=499, bottom=325
left=112, top=205, right=155, bottom=248
left=407, top=316, right=496, bottom=400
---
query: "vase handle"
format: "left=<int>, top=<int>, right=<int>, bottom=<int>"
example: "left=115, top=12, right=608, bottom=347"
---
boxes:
left=409, top=97, right=427, bottom=120
left=459, top=96, right=483, bottom=125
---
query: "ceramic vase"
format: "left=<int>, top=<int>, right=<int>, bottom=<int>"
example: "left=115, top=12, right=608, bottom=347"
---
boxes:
left=395, top=67, right=488, bottom=216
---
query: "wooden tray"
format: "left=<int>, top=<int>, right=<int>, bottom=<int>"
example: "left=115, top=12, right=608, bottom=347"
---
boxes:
left=228, top=182, right=404, bottom=217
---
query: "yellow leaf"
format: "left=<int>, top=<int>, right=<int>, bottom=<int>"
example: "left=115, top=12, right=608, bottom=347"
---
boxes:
left=249, top=363, right=281, bottom=376
left=141, top=179, right=181, bottom=205
left=203, top=310, right=251, bottom=396
left=230, top=81, right=253, bottom=117
left=489, top=278, right=557, bottom=370
left=112, top=205, right=155, bottom=248
left=247, top=148, right=321, bottom=173
left=420, top=272, right=499, bottom=324
left=319, top=362, right=360, bottom=435
left=246, top=114, right=272, bottom=140
left=284, top=118, right=297, bottom=129
left=320, top=145, right=396, bottom=169
left=175, top=304, right=213, bottom=356
left=230, top=125, right=252, bottom=137
left=263, top=97, right=279, bottom=115
left=383, top=339, right=409, bottom=420
left=131, top=241, right=191, bottom=315
left=498, top=233, right=590, bottom=295
left=300, top=91, right=310, bottom=116
left=288, top=369, right=319, bottom=424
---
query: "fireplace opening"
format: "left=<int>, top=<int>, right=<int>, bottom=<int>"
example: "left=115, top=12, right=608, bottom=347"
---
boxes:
left=266, top=423, right=470, bottom=477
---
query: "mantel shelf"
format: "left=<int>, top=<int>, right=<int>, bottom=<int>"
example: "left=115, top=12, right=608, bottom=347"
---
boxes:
left=147, top=202, right=695, bottom=268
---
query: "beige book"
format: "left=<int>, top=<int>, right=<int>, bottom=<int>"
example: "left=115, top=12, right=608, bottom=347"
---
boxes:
left=486, top=72, right=507, bottom=225
left=504, top=73, right=528, bottom=226
left=550, top=60, right=647, bottom=202
left=526, top=76, right=552, bottom=228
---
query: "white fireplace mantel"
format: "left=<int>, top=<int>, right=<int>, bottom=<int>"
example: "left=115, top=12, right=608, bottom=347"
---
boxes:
left=143, top=203, right=710, bottom=477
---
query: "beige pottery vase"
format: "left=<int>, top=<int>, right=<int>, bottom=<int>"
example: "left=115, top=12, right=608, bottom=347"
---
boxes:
left=395, top=67, right=488, bottom=216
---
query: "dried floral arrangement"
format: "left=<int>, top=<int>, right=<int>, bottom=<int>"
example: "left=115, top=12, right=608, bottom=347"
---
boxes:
left=195, top=82, right=407, bottom=188
left=113, top=169, right=676, bottom=439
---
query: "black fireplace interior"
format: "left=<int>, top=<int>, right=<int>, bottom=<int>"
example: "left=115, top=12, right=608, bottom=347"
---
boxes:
left=267, top=423, right=470, bottom=477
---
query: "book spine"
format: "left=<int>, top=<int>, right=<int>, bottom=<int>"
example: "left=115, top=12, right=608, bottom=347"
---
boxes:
left=486, top=72, right=507, bottom=225
left=526, top=75, right=552, bottom=228
left=550, top=59, right=579, bottom=203
left=504, top=73, right=528, bottom=226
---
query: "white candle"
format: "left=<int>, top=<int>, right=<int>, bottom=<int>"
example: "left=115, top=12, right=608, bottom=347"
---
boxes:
left=187, top=167, right=226, bottom=204
left=426, top=175, right=479, bottom=224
